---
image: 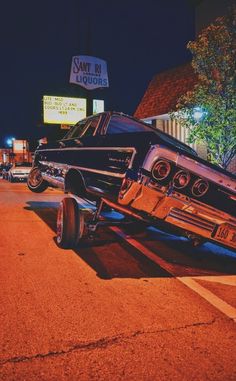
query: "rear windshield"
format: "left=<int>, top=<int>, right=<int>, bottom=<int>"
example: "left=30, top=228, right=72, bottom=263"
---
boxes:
left=106, top=115, right=197, bottom=156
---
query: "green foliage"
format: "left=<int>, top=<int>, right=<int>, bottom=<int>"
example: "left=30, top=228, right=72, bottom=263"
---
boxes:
left=172, top=5, right=236, bottom=169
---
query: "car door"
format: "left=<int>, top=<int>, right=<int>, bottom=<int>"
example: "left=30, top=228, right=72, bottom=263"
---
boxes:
left=76, top=113, right=152, bottom=195
left=57, top=115, right=108, bottom=188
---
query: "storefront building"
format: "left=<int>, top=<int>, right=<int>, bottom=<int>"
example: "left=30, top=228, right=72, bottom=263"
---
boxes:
left=134, top=62, right=208, bottom=160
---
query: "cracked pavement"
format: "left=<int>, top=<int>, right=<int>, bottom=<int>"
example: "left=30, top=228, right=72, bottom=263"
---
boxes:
left=1, top=319, right=217, bottom=366
left=0, top=182, right=236, bottom=380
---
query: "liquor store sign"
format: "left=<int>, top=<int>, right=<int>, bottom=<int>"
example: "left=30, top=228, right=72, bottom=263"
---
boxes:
left=43, top=96, right=86, bottom=124
left=69, top=55, right=109, bottom=90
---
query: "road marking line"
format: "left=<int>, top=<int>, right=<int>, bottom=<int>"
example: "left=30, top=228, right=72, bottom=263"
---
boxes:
left=110, top=226, right=236, bottom=323
left=178, top=277, right=236, bottom=323
left=192, top=275, right=236, bottom=286
left=109, top=226, right=181, bottom=275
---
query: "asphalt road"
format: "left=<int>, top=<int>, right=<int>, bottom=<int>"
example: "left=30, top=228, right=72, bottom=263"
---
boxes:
left=0, top=180, right=236, bottom=381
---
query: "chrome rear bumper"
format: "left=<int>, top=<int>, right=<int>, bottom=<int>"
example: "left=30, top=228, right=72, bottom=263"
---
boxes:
left=118, top=181, right=236, bottom=250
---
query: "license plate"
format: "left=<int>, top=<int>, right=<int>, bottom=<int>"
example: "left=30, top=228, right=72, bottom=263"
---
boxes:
left=213, top=223, right=236, bottom=248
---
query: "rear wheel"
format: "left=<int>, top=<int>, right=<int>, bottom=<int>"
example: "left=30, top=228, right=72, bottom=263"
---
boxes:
left=27, top=166, right=48, bottom=193
left=57, top=197, right=85, bottom=249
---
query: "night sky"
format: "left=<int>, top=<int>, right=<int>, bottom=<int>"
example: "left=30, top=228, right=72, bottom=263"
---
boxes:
left=1, top=0, right=195, bottom=147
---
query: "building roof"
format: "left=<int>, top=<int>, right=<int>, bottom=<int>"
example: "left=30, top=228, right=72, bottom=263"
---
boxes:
left=134, top=62, right=198, bottom=119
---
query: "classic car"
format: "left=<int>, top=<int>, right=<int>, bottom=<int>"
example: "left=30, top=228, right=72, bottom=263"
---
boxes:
left=27, top=111, right=236, bottom=251
left=8, top=162, right=32, bottom=182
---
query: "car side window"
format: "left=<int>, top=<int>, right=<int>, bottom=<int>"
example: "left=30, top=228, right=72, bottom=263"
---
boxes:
left=80, top=116, right=100, bottom=138
left=106, top=115, right=152, bottom=134
left=67, top=120, right=88, bottom=139
left=63, top=117, right=100, bottom=140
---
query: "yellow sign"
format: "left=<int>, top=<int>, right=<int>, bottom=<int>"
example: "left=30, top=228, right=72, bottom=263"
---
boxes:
left=43, top=96, right=87, bottom=124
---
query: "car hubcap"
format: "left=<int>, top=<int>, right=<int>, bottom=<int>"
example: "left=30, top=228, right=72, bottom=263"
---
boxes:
left=30, top=169, right=43, bottom=187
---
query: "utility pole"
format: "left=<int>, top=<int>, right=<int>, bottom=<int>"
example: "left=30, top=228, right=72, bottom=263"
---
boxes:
left=85, top=14, right=93, bottom=116
left=77, top=0, right=93, bottom=117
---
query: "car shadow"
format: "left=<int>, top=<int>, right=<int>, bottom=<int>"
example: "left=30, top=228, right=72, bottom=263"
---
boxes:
left=25, top=201, right=236, bottom=280
left=127, top=226, right=236, bottom=276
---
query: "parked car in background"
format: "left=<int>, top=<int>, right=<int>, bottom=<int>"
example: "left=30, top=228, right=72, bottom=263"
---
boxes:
left=8, top=162, right=32, bottom=182
left=2, top=164, right=12, bottom=180
left=27, top=111, right=236, bottom=251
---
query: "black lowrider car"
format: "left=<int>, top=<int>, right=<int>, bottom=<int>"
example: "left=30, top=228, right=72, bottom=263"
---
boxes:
left=27, top=111, right=236, bottom=251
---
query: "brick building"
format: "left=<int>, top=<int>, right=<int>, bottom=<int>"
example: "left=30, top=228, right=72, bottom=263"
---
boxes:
left=134, top=62, right=208, bottom=160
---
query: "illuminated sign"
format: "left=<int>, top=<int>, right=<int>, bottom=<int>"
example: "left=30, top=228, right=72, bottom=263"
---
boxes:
left=13, top=140, right=28, bottom=154
left=43, top=96, right=87, bottom=124
left=70, top=55, right=109, bottom=90
left=93, top=99, right=104, bottom=114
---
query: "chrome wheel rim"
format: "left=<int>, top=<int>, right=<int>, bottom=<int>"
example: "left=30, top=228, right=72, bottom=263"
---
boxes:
left=29, top=169, right=43, bottom=187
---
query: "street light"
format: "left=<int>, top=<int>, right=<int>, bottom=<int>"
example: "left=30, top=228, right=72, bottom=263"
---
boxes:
left=5, top=137, right=15, bottom=164
left=192, top=107, right=206, bottom=122
left=6, top=137, right=15, bottom=147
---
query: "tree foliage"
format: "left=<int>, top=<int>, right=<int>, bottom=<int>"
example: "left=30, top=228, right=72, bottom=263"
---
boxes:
left=172, top=5, right=236, bottom=169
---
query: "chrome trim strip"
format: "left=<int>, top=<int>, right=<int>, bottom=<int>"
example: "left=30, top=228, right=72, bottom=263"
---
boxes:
left=190, top=197, right=236, bottom=223
left=70, top=165, right=126, bottom=178
left=39, top=160, right=126, bottom=179
left=36, top=146, right=136, bottom=152
left=168, top=208, right=216, bottom=232
left=39, top=146, right=137, bottom=179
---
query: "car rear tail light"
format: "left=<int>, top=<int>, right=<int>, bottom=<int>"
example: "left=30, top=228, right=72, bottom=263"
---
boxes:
left=173, top=170, right=190, bottom=189
left=152, top=160, right=171, bottom=181
left=191, top=178, right=209, bottom=197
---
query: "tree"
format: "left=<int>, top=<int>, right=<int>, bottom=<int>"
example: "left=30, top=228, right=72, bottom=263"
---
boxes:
left=172, top=5, right=236, bottom=169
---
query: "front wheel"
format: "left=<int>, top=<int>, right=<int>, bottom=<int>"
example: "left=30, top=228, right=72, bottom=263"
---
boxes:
left=56, top=197, right=85, bottom=249
left=27, top=166, right=48, bottom=193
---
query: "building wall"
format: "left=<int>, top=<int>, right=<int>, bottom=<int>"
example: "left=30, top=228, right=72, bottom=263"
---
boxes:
left=154, top=118, right=208, bottom=159
left=0, top=149, right=33, bottom=164
left=153, top=118, right=235, bottom=174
